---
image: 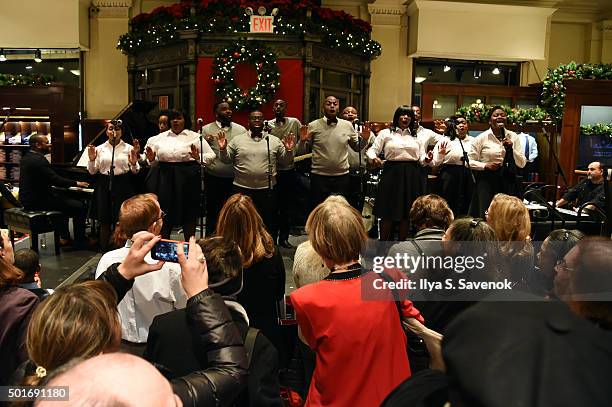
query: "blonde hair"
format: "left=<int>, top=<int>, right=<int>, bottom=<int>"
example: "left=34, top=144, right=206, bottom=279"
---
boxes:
left=25, top=280, right=120, bottom=385
left=216, top=194, right=274, bottom=268
left=487, top=194, right=531, bottom=242
left=306, top=196, right=366, bottom=265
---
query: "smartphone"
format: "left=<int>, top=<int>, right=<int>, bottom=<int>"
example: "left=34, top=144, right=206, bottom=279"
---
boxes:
left=151, top=239, right=189, bottom=263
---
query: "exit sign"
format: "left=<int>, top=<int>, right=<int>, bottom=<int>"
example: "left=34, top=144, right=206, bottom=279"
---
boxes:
left=250, top=15, right=274, bottom=33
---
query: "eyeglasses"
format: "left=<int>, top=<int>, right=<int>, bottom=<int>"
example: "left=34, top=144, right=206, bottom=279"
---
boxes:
left=151, top=210, right=166, bottom=225
left=555, top=258, right=576, bottom=274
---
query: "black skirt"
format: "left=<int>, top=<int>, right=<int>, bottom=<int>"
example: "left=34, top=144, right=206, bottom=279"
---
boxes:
left=151, top=161, right=201, bottom=225
left=374, top=160, right=426, bottom=221
left=92, top=174, right=135, bottom=224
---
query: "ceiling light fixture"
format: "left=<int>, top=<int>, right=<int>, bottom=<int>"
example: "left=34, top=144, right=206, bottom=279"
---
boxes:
left=443, top=64, right=451, bottom=72
left=0, top=49, right=6, bottom=62
left=57, top=65, right=65, bottom=71
left=414, top=76, right=427, bottom=83
left=25, top=64, right=33, bottom=70
left=34, top=49, right=42, bottom=63
left=473, top=64, right=482, bottom=79
left=492, top=65, right=501, bottom=75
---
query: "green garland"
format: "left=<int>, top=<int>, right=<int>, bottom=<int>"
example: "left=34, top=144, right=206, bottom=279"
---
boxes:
left=457, top=62, right=612, bottom=124
left=118, top=0, right=381, bottom=59
left=542, top=61, right=612, bottom=120
left=580, top=123, right=612, bottom=137
left=212, top=42, right=280, bottom=110
left=456, top=103, right=548, bottom=125
left=0, top=73, right=53, bottom=87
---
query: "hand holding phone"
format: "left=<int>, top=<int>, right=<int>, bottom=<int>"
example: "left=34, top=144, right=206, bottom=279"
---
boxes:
left=151, top=239, right=190, bottom=263
left=177, top=236, right=209, bottom=298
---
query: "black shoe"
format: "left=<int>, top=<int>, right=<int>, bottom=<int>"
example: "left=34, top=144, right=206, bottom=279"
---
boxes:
left=278, top=239, right=294, bottom=249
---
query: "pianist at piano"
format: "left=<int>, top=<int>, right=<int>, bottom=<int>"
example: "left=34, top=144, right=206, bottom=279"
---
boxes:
left=556, top=161, right=605, bottom=212
left=87, top=122, right=140, bottom=251
left=19, top=135, right=90, bottom=246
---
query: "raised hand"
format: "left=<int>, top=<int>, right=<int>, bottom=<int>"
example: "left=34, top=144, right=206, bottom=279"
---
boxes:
left=433, top=119, right=447, bottom=134
left=283, top=132, right=295, bottom=151
left=132, top=139, right=141, bottom=154
left=425, top=150, right=434, bottom=163
left=299, top=125, right=310, bottom=142
left=361, top=122, right=371, bottom=142
left=177, top=236, right=209, bottom=298
left=128, top=147, right=138, bottom=166
left=218, top=130, right=227, bottom=150
left=118, top=231, right=164, bottom=280
left=145, top=146, right=156, bottom=162
left=439, top=140, right=448, bottom=156
left=87, top=144, right=97, bottom=161
left=204, top=133, right=214, bottom=143
left=189, top=144, right=200, bottom=160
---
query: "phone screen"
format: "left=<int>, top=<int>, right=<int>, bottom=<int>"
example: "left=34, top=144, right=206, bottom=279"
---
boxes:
left=151, top=239, right=189, bottom=263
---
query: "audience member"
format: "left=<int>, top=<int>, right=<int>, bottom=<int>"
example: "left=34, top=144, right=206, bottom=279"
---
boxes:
left=145, top=236, right=282, bottom=406
left=486, top=193, right=534, bottom=288
left=216, top=193, right=287, bottom=363
left=14, top=248, right=52, bottom=300
left=94, top=193, right=187, bottom=354
left=13, top=280, right=120, bottom=385
left=535, top=229, right=584, bottom=297
left=0, top=233, right=38, bottom=385
left=291, top=198, right=426, bottom=406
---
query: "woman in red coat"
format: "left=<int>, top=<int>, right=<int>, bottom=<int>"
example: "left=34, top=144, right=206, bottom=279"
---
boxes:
left=291, top=198, right=424, bottom=407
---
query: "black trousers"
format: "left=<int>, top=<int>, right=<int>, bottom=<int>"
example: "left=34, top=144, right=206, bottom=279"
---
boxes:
left=469, top=170, right=519, bottom=218
left=27, top=194, right=87, bottom=241
left=439, top=165, right=474, bottom=218
left=310, top=173, right=350, bottom=212
left=277, top=169, right=297, bottom=242
left=233, top=185, right=278, bottom=239
left=204, top=173, right=234, bottom=236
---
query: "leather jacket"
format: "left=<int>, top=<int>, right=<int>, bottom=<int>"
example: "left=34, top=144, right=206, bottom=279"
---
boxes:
left=99, top=264, right=248, bottom=406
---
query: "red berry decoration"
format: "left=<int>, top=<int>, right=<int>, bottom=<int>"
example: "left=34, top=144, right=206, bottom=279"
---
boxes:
left=233, top=52, right=241, bottom=58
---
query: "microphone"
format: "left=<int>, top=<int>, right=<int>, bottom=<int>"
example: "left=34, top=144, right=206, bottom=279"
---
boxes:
left=353, top=119, right=361, bottom=129
left=197, top=118, right=204, bottom=127
left=497, top=122, right=505, bottom=140
left=111, top=119, right=122, bottom=127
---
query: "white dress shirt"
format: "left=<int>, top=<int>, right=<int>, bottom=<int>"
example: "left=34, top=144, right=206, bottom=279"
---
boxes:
left=518, top=132, right=538, bottom=162
left=416, top=125, right=443, bottom=148
left=367, top=127, right=428, bottom=164
left=145, top=129, right=215, bottom=164
left=432, top=136, right=474, bottom=167
left=468, top=128, right=527, bottom=171
left=95, top=242, right=188, bottom=343
left=87, top=140, right=139, bottom=175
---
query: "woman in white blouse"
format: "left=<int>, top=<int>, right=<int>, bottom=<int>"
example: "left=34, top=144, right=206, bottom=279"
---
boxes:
left=87, top=121, right=140, bottom=249
left=366, top=105, right=433, bottom=240
left=144, top=109, right=215, bottom=240
left=431, top=115, right=474, bottom=217
left=467, top=106, right=526, bottom=218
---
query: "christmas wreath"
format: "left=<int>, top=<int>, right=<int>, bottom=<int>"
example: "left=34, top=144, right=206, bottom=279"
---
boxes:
left=0, top=73, right=53, bottom=87
left=212, top=42, right=280, bottom=111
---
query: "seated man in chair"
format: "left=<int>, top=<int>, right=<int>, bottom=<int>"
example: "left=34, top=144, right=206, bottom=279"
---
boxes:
left=19, top=135, right=90, bottom=246
left=556, top=161, right=605, bottom=212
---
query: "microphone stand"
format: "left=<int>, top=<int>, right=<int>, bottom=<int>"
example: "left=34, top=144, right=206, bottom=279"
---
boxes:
left=198, top=124, right=206, bottom=238
left=108, top=129, right=117, bottom=234
left=354, top=120, right=365, bottom=210
left=541, top=122, right=567, bottom=231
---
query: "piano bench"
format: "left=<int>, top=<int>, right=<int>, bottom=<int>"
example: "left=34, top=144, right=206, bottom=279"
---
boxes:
left=4, top=208, right=63, bottom=255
